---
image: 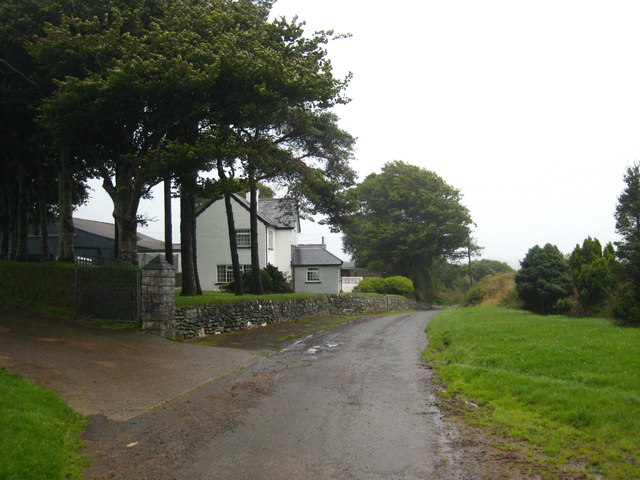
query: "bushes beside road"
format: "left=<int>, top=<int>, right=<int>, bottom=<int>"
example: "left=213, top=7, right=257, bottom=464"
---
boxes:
left=357, top=276, right=415, bottom=297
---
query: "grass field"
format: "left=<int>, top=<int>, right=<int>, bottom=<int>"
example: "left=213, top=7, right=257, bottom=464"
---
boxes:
left=425, top=306, right=640, bottom=479
left=0, top=369, right=88, bottom=480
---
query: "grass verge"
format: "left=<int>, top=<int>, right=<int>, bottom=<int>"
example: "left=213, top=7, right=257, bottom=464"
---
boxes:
left=424, top=306, right=640, bottom=479
left=0, top=369, right=88, bottom=480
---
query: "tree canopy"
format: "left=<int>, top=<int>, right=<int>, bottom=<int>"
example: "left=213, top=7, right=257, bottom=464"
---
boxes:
left=342, top=161, right=475, bottom=300
left=568, top=237, right=618, bottom=313
left=515, top=243, right=572, bottom=315
left=470, top=259, right=514, bottom=283
left=613, top=163, right=640, bottom=324
left=1, top=0, right=356, bottom=293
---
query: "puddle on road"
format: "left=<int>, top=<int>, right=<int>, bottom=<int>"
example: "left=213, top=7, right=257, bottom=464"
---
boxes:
left=306, top=342, right=339, bottom=355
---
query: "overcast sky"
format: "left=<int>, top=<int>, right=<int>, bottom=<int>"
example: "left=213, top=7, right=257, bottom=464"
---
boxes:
left=77, top=0, right=640, bottom=268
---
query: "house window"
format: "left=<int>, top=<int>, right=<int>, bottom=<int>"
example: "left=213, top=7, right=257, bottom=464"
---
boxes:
left=236, top=229, right=250, bottom=248
left=217, top=264, right=251, bottom=283
left=267, top=229, right=274, bottom=250
left=306, top=267, right=320, bottom=283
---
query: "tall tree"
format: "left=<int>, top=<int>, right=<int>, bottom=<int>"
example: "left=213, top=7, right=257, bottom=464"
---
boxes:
left=33, top=0, right=240, bottom=264
left=569, top=237, right=618, bottom=314
left=342, top=161, right=475, bottom=300
left=211, top=15, right=355, bottom=293
left=613, top=163, right=640, bottom=324
left=0, top=0, right=87, bottom=262
left=515, top=244, right=572, bottom=315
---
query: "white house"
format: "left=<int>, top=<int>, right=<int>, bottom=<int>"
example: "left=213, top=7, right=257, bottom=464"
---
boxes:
left=196, top=193, right=343, bottom=293
left=196, top=193, right=300, bottom=288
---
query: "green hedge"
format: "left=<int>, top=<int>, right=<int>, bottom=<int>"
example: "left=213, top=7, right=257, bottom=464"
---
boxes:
left=0, top=261, right=76, bottom=316
left=357, top=275, right=415, bottom=297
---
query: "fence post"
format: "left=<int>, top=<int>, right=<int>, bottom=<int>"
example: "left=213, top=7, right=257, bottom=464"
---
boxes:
left=140, top=255, right=176, bottom=338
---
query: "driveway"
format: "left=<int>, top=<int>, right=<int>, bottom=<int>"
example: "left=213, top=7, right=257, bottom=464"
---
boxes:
left=0, top=308, right=258, bottom=421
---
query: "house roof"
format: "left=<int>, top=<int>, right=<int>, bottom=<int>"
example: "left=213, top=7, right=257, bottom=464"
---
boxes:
left=197, top=194, right=300, bottom=231
left=73, top=218, right=166, bottom=251
left=258, top=198, right=299, bottom=229
left=291, top=245, right=343, bottom=266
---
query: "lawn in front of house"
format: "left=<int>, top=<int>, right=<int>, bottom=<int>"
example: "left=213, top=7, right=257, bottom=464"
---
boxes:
left=175, top=290, right=325, bottom=307
left=0, top=369, right=88, bottom=480
left=174, top=290, right=396, bottom=307
left=424, top=306, right=640, bottom=479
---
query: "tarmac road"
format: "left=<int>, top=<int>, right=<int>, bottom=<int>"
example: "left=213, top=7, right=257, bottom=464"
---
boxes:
left=181, top=310, right=479, bottom=480
left=85, top=311, right=495, bottom=479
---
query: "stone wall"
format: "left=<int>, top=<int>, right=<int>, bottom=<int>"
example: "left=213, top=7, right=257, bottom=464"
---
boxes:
left=174, top=294, right=418, bottom=339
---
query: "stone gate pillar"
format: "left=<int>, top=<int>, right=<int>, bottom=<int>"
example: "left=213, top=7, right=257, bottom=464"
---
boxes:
left=141, top=255, right=176, bottom=338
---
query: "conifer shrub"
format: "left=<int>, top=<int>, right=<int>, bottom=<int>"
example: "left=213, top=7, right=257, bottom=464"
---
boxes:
left=516, top=244, right=573, bottom=315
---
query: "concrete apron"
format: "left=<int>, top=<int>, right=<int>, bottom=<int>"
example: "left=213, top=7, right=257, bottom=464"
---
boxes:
left=0, top=310, right=258, bottom=421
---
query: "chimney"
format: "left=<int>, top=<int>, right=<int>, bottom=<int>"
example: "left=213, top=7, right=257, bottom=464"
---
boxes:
left=245, top=189, right=260, bottom=210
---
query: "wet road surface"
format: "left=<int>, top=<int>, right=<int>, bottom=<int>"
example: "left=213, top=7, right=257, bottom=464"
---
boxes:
left=84, top=311, right=495, bottom=479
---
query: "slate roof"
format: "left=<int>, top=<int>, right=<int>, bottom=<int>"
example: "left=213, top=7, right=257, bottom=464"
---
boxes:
left=291, top=245, right=343, bottom=266
left=198, top=194, right=299, bottom=231
left=73, top=218, right=166, bottom=251
left=258, top=198, right=299, bottom=230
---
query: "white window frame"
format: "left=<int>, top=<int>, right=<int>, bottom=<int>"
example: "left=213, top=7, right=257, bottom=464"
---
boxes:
left=236, top=228, right=251, bottom=248
left=216, top=264, right=251, bottom=284
left=267, top=229, right=274, bottom=250
left=306, top=267, right=320, bottom=283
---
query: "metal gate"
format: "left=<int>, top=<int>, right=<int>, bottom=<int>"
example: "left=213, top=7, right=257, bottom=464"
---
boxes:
left=75, top=260, right=141, bottom=323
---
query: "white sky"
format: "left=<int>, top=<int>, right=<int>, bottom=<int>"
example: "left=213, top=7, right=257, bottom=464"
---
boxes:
left=77, top=0, right=640, bottom=268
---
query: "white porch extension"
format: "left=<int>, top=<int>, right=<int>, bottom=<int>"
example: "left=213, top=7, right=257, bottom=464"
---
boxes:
left=341, top=276, right=363, bottom=293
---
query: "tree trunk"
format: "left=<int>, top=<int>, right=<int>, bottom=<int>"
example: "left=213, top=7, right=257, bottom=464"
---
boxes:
left=103, top=161, right=143, bottom=265
left=179, top=172, right=201, bottom=296
left=248, top=172, right=263, bottom=294
left=13, top=171, right=28, bottom=262
left=217, top=159, right=243, bottom=295
left=4, top=181, right=17, bottom=261
left=113, top=205, right=139, bottom=265
left=57, top=147, right=75, bottom=262
left=413, top=261, right=433, bottom=302
left=0, top=175, right=9, bottom=259
left=164, top=177, right=174, bottom=265
left=111, top=183, right=141, bottom=265
left=192, top=199, right=202, bottom=295
left=36, top=169, right=49, bottom=262
left=225, top=193, right=243, bottom=295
